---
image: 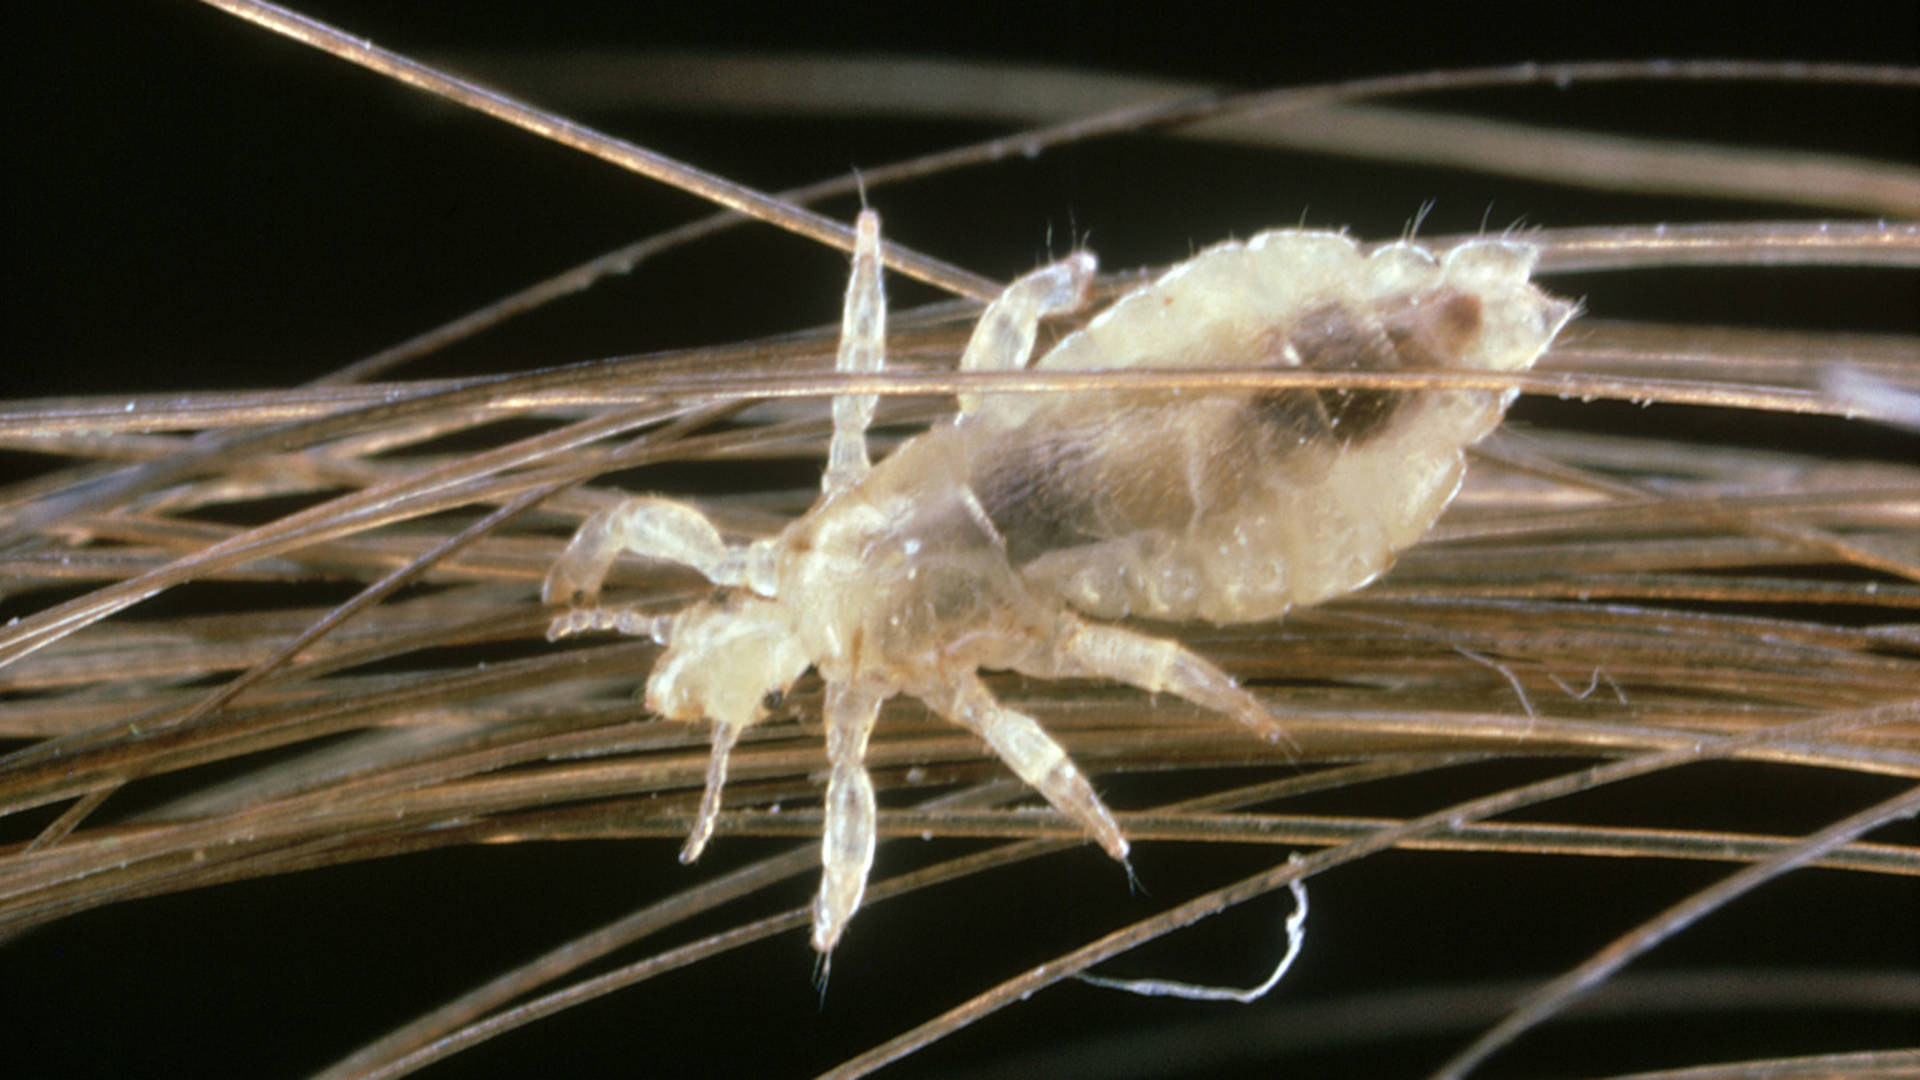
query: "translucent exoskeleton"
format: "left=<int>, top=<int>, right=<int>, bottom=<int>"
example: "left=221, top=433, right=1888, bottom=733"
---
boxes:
left=545, top=210, right=1576, bottom=958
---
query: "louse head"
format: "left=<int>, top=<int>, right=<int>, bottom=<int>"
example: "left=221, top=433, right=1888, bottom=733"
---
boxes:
left=644, top=593, right=810, bottom=731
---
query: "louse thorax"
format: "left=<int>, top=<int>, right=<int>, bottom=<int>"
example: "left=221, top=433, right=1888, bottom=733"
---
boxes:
left=775, top=428, right=1057, bottom=685
left=964, top=231, right=1575, bottom=625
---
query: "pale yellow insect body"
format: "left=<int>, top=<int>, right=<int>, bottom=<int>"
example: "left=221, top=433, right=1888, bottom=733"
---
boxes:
left=545, top=213, right=1574, bottom=957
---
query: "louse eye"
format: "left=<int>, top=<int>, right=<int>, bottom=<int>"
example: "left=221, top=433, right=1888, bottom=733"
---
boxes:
left=762, top=690, right=784, bottom=712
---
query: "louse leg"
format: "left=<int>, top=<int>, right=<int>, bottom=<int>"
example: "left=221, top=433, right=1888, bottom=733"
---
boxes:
left=823, top=209, right=886, bottom=497
left=920, top=671, right=1130, bottom=863
left=542, top=496, right=778, bottom=614
left=811, top=680, right=884, bottom=955
left=1037, top=615, right=1295, bottom=748
left=955, top=248, right=1098, bottom=416
left=678, top=719, right=744, bottom=864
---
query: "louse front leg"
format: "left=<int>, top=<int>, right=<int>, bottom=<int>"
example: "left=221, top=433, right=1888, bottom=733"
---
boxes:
left=920, top=671, right=1129, bottom=863
left=543, top=497, right=778, bottom=633
left=823, top=210, right=886, bottom=497
left=1034, top=615, right=1294, bottom=748
left=811, top=680, right=884, bottom=956
left=955, top=247, right=1097, bottom=415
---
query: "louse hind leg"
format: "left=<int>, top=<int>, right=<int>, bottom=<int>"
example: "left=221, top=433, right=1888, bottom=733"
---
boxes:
left=920, top=671, right=1130, bottom=862
left=823, top=210, right=886, bottom=497
left=955, top=248, right=1098, bottom=416
left=542, top=497, right=778, bottom=630
left=1039, top=615, right=1297, bottom=751
left=811, top=680, right=885, bottom=955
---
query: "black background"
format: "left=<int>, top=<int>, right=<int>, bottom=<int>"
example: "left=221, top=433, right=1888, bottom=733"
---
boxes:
left=6, top=2, right=1918, bottom=1077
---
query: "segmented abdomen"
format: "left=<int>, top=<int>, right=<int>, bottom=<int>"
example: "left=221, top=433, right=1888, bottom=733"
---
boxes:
left=970, top=231, right=1575, bottom=624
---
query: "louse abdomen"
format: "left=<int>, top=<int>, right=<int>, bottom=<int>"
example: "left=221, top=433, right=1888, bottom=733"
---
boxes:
left=969, top=231, right=1575, bottom=625
left=1255, top=287, right=1487, bottom=446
